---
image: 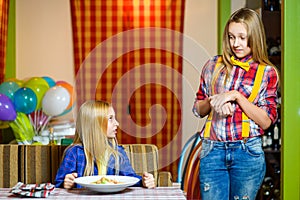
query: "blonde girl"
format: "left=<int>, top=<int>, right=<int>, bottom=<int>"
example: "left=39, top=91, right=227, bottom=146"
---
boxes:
left=193, top=8, right=279, bottom=200
left=55, top=100, right=155, bottom=189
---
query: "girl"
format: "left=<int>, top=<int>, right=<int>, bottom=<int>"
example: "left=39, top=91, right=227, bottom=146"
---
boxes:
left=55, top=100, right=155, bottom=189
left=193, top=8, right=279, bottom=200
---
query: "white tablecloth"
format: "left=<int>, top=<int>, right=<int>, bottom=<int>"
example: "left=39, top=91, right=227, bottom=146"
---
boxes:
left=0, top=187, right=186, bottom=199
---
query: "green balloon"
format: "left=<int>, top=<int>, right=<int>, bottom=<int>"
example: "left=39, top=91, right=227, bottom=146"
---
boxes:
left=24, top=77, right=50, bottom=110
left=0, top=81, right=20, bottom=101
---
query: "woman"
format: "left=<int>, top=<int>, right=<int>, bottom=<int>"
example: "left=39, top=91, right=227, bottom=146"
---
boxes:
left=55, top=100, right=155, bottom=189
left=192, top=8, right=279, bottom=199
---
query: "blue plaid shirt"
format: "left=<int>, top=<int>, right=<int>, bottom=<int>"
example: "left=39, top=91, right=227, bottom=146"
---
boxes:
left=54, top=144, right=142, bottom=188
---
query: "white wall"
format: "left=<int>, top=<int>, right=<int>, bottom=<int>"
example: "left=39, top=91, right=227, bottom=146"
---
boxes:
left=16, top=0, right=74, bottom=84
left=182, top=0, right=217, bottom=146
left=15, top=0, right=219, bottom=147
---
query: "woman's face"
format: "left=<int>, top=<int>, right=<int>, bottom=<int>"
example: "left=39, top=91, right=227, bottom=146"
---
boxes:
left=228, top=22, right=252, bottom=59
left=106, top=107, right=119, bottom=138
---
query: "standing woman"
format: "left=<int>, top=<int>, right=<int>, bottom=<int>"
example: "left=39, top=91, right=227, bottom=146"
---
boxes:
left=192, top=8, right=279, bottom=200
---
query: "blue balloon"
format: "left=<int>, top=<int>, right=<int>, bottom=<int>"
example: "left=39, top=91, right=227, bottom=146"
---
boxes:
left=42, top=76, right=56, bottom=88
left=13, top=87, right=37, bottom=114
left=0, top=81, right=20, bottom=101
left=0, top=93, right=17, bottom=121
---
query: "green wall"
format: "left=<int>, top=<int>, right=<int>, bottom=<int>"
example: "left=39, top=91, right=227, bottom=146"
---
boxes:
left=282, top=0, right=300, bottom=199
left=217, top=0, right=231, bottom=54
left=5, top=0, right=15, bottom=79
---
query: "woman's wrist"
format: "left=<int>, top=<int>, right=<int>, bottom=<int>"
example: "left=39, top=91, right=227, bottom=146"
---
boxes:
left=232, top=90, right=242, bottom=102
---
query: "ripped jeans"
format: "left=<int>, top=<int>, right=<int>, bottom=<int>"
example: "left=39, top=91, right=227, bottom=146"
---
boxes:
left=200, top=137, right=266, bottom=200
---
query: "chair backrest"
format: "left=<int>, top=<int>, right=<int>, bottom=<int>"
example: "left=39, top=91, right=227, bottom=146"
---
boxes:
left=0, top=145, right=19, bottom=188
left=177, top=132, right=201, bottom=186
left=19, top=145, right=68, bottom=185
left=0, top=144, right=68, bottom=188
left=177, top=132, right=202, bottom=199
left=121, top=144, right=159, bottom=186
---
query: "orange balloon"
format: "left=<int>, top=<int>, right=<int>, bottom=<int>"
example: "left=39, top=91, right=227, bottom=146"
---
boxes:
left=56, top=81, right=75, bottom=110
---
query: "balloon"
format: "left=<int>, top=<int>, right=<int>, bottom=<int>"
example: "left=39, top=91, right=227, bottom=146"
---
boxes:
left=24, top=77, right=50, bottom=110
left=56, top=104, right=74, bottom=116
left=0, top=94, right=17, bottom=121
left=13, top=87, right=37, bottom=114
left=5, top=78, right=24, bottom=87
left=56, top=80, right=75, bottom=110
left=0, top=81, right=20, bottom=101
left=42, top=76, right=56, bottom=88
left=42, top=86, right=70, bottom=116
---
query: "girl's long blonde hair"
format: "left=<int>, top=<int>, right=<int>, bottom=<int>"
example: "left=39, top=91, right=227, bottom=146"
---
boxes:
left=222, top=8, right=274, bottom=71
left=73, top=100, right=120, bottom=176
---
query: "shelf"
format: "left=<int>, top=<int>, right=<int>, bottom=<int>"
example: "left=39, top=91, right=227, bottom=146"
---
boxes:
left=264, top=149, right=281, bottom=154
left=256, top=2, right=282, bottom=199
left=269, top=55, right=281, bottom=67
left=262, top=11, right=281, bottom=40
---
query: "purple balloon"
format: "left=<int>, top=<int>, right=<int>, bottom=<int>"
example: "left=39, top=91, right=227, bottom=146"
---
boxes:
left=0, top=94, right=17, bottom=121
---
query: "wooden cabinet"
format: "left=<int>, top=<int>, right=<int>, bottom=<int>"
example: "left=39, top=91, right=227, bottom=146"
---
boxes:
left=257, top=146, right=281, bottom=199
left=256, top=105, right=281, bottom=200
left=256, top=2, right=282, bottom=199
left=261, top=0, right=282, bottom=71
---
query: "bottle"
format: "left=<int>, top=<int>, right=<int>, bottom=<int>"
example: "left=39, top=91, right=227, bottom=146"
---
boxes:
left=264, top=0, right=269, bottom=10
left=266, top=131, right=273, bottom=150
left=273, top=123, right=280, bottom=150
left=262, top=134, right=268, bottom=148
left=262, top=177, right=273, bottom=198
left=274, top=188, right=280, bottom=199
left=49, top=127, right=55, bottom=145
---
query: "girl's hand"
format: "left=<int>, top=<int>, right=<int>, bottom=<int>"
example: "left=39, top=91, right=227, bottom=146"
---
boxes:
left=218, top=102, right=234, bottom=117
left=209, top=91, right=238, bottom=116
left=142, top=172, right=155, bottom=189
left=63, top=172, right=78, bottom=189
left=209, top=91, right=238, bottom=108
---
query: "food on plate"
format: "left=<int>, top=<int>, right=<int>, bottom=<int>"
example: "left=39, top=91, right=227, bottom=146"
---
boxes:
left=91, top=177, right=123, bottom=184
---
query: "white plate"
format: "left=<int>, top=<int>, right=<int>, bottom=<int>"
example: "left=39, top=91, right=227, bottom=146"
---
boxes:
left=74, top=175, right=140, bottom=193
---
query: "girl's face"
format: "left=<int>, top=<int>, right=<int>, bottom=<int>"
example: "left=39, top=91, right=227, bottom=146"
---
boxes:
left=228, top=22, right=252, bottom=59
left=106, top=107, right=119, bottom=138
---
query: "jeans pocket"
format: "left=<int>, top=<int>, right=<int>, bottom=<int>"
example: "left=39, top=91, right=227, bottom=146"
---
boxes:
left=200, top=141, right=213, bottom=159
left=245, top=138, right=264, bottom=157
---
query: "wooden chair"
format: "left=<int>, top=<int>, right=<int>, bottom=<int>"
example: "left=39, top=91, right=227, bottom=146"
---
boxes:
left=122, top=144, right=172, bottom=187
left=177, top=132, right=202, bottom=199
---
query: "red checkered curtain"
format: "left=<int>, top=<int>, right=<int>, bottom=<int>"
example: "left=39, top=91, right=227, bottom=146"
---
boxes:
left=0, top=0, right=9, bottom=83
left=70, top=0, right=185, bottom=181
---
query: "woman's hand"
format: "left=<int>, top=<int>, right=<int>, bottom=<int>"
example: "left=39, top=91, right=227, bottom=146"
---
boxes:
left=142, top=172, right=155, bottom=189
left=217, top=102, right=234, bottom=117
left=63, top=172, right=78, bottom=189
left=209, top=91, right=238, bottom=108
left=209, top=91, right=238, bottom=117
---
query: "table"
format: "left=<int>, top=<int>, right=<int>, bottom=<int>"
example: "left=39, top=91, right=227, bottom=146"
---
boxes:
left=0, top=187, right=186, bottom=199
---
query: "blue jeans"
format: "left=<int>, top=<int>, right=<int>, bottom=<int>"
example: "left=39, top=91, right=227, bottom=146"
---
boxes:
left=200, top=137, right=266, bottom=200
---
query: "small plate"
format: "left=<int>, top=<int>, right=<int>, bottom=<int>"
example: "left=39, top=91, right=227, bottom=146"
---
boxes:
left=74, top=175, right=140, bottom=193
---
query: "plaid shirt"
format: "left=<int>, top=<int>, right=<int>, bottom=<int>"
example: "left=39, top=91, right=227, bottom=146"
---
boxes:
left=193, top=55, right=279, bottom=141
left=54, top=144, right=142, bottom=188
